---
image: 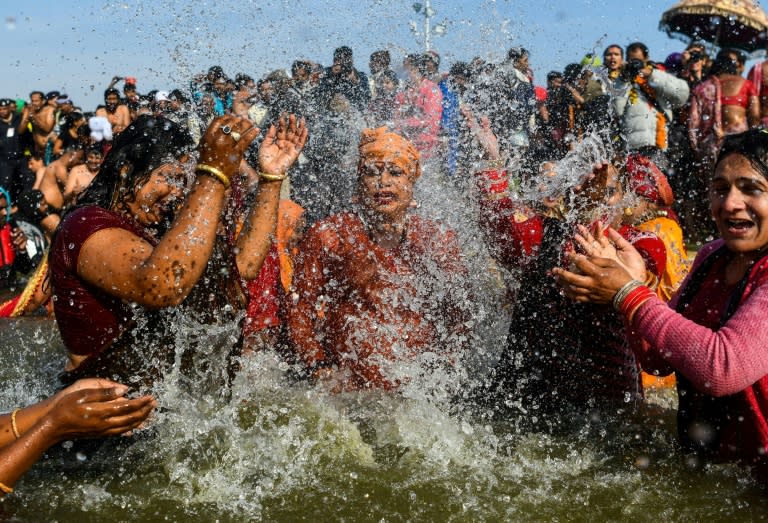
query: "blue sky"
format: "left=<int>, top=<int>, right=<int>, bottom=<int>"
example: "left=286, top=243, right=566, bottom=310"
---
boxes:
left=0, top=0, right=758, bottom=108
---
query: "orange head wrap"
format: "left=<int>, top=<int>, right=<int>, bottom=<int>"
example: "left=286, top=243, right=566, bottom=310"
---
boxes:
left=626, top=153, right=674, bottom=207
left=358, top=127, right=421, bottom=179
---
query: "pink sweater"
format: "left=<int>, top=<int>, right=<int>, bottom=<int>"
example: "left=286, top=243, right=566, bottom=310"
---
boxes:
left=632, top=240, right=768, bottom=396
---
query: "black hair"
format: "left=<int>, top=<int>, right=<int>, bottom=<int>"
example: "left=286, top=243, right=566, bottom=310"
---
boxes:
left=29, top=91, right=44, bottom=99
left=234, top=74, right=253, bottom=89
left=104, top=87, right=121, bottom=100
left=291, top=60, right=311, bottom=77
left=381, top=69, right=398, bottom=84
left=370, top=50, right=390, bottom=67
left=449, top=61, right=470, bottom=79
left=334, top=46, right=353, bottom=62
left=507, top=47, right=529, bottom=61
left=74, top=115, right=193, bottom=211
left=168, top=89, right=189, bottom=104
left=603, top=44, right=624, bottom=59
left=626, top=42, right=649, bottom=60
left=563, top=63, right=583, bottom=84
left=716, top=129, right=768, bottom=179
left=546, top=71, right=563, bottom=82
left=709, top=49, right=740, bottom=76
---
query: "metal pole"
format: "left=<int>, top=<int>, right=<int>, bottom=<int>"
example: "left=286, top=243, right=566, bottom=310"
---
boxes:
left=424, top=0, right=431, bottom=51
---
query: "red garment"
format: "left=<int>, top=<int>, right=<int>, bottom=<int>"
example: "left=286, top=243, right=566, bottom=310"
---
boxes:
left=50, top=206, right=157, bottom=356
left=287, top=212, right=467, bottom=390
left=478, top=196, right=666, bottom=277
left=631, top=240, right=768, bottom=474
left=721, top=78, right=757, bottom=108
left=243, top=243, right=282, bottom=335
left=0, top=223, right=15, bottom=268
left=393, top=78, right=443, bottom=159
left=478, top=191, right=667, bottom=414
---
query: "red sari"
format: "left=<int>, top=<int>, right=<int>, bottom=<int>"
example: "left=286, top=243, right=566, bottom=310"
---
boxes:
left=287, top=212, right=468, bottom=390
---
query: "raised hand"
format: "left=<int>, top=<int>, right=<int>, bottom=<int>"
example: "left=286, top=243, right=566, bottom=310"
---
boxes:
left=554, top=224, right=647, bottom=304
left=198, top=115, right=260, bottom=176
left=258, top=114, right=308, bottom=177
left=575, top=223, right=647, bottom=280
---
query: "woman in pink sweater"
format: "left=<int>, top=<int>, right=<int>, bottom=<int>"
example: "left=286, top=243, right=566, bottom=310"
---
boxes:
left=554, top=129, right=768, bottom=481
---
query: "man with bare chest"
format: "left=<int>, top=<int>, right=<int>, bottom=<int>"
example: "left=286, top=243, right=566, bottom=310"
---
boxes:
left=95, top=88, right=130, bottom=135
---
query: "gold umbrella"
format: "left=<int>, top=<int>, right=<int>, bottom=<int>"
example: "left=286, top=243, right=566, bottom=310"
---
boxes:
left=659, top=0, right=768, bottom=54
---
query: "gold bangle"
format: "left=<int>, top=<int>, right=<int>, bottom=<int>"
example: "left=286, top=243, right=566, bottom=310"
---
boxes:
left=0, top=481, right=13, bottom=494
left=195, top=164, right=230, bottom=188
left=10, top=409, right=20, bottom=439
left=258, top=171, right=287, bottom=182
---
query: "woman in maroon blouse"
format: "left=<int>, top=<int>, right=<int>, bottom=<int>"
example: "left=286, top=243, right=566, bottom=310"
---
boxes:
left=51, top=113, right=307, bottom=387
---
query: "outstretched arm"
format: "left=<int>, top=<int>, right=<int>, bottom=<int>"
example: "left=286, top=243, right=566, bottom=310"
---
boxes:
left=0, top=379, right=155, bottom=493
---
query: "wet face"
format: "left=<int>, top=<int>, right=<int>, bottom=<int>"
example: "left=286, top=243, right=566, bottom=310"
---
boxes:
left=603, top=47, right=623, bottom=72
left=29, top=93, right=44, bottom=111
left=28, top=156, right=44, bottom=172
left=105, top=93, right=120, bottom=108
left=383, top=76, right=397, bottom=92
left=514, top=54, right=529, bottom=72
left=86, top=152, right=103, bottom=172
left=358, top=160, right=415, bottom=222
left=711, top=154, right=768, bottom=255
left=125, top=162, right=187, bottom=229
left=258, top=82, right=274, bottom=104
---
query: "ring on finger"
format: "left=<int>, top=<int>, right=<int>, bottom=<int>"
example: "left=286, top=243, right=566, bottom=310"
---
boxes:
left=221, top=125, right=232, bottom=135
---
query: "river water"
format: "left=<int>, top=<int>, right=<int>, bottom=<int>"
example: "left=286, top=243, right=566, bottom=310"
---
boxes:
left=1, top=316, right=767, bottom=521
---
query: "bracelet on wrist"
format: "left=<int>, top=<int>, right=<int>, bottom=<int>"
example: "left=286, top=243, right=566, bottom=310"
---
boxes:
left=11, top=408, right=20, bottom=439
left=612, top=279, right=644, bottom=311
left=258, top=171, right=287, bottom=182
left=195, top=164, right=230, bottom=188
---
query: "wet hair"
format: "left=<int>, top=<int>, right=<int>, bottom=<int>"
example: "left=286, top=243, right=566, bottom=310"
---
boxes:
left=104, top=88, right=121, bottom=100
left=546, top=71, right=563, bottom=83
left=626, top=42, right=649, bottom=60
left=168, top=89, right=189, bottom=104
left=507, top=47, right=529, bottom=61
left=716, top=129, right=768, bottom=179
left=334, top=46, right=353, bottom=63
left=85, top=144, right=104, bottom=157
left=603, top=44, right=623, bottom=59
left=208, top=65, right=225, bottom=80
left=709, top=49, right=740, bottom=76
left=449, top=61, right=471, bottom=79
left=370, top=50, right=390, bottom=68
left=291, top=60, right=312, bottom=77
left=721, top=47, right=747, bottom=66
left=15, top=189, right=49, bottom=224
left=563, top=63, right=583, bottom=84
left=381, top=69, right=398, bottom=84
left=235, top=73, right=254, bottom=89
left=74, top=115, right=193, bottom=211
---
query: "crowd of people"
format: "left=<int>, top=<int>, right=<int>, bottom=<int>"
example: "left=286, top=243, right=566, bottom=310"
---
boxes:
left=1, top=39, right=768, bottom=492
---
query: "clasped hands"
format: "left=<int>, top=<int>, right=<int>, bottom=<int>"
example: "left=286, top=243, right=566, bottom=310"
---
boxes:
left=553, top=222, right=648, bottom=305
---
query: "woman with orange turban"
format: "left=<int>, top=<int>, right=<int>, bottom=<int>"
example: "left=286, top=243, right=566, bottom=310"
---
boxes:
left=286, top=127, right=470, bottom=391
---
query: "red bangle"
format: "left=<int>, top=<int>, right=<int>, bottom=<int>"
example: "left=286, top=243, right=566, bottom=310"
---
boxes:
left=619, top=285, right=655, bottom=319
